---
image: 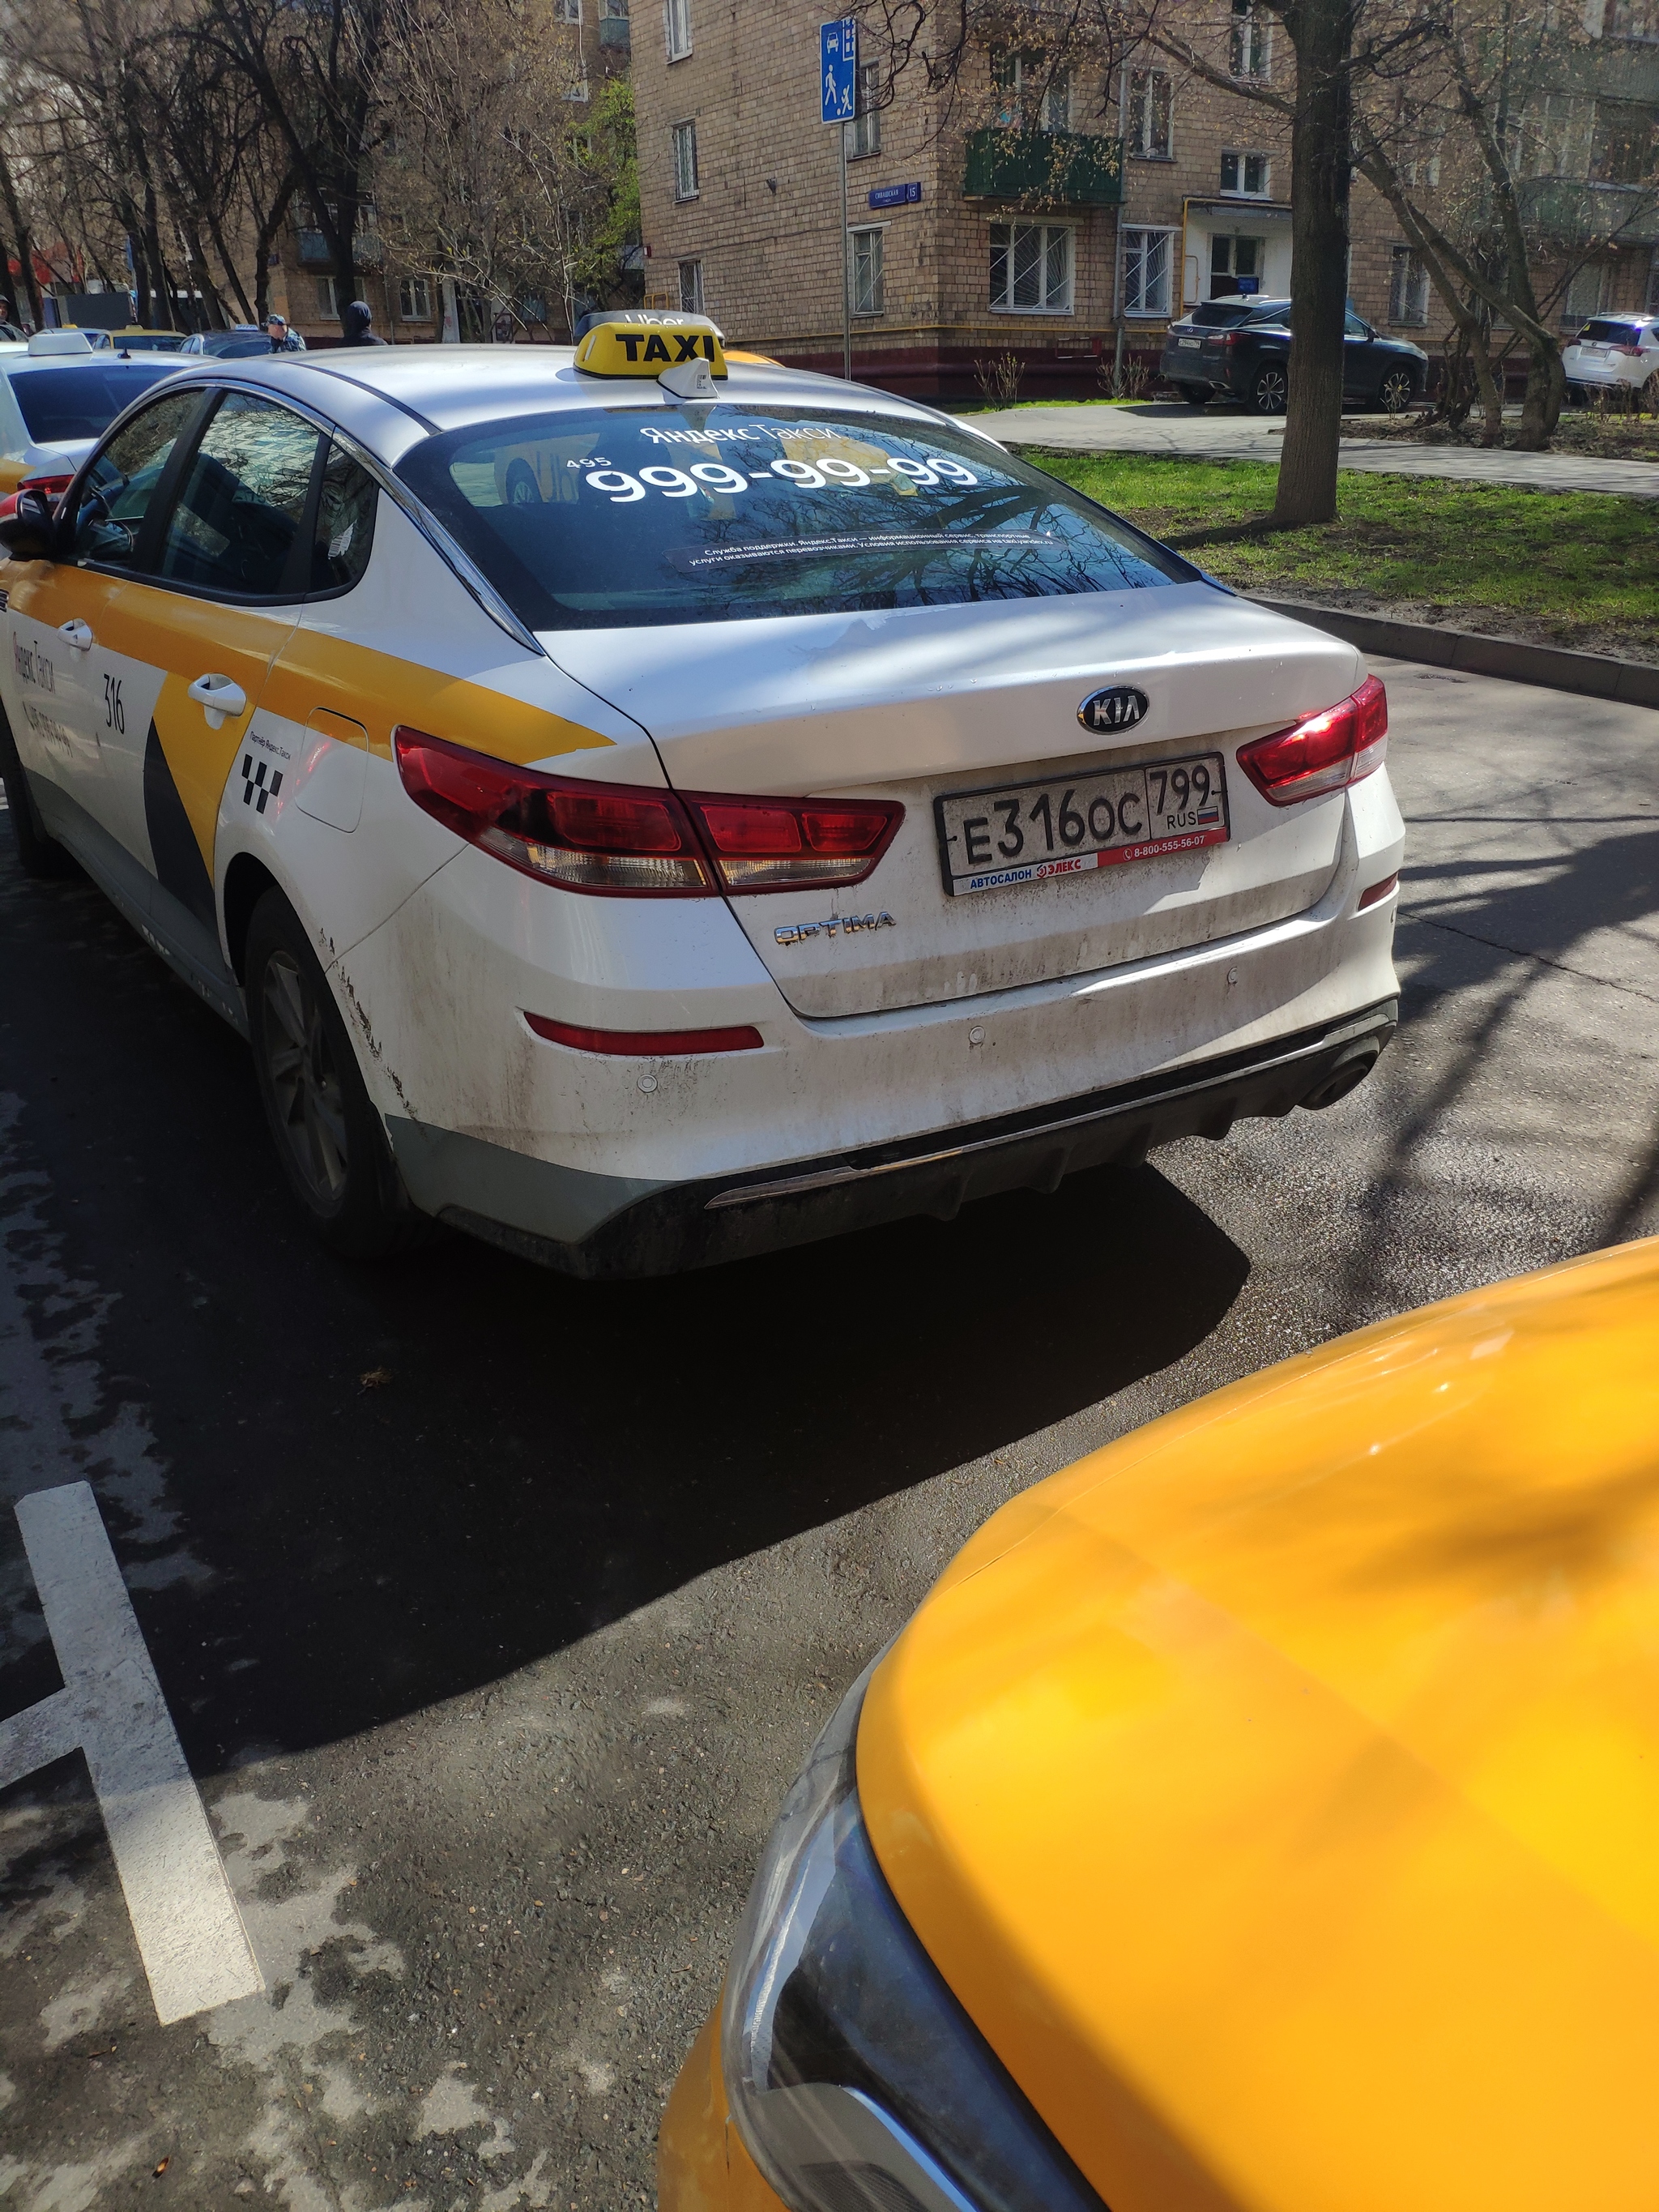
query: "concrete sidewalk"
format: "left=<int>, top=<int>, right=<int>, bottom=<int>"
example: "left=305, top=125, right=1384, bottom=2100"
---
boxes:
left=965, top=401, right=1659, bottom=499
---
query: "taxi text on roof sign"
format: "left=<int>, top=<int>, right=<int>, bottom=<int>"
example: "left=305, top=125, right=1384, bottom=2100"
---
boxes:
left=574, top=314, right=727, bottom=378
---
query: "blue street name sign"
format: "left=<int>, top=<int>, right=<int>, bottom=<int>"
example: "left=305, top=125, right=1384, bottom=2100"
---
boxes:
left=868, top=181, right=922, bottom=209
left=821, top=16, right=857, bottom=123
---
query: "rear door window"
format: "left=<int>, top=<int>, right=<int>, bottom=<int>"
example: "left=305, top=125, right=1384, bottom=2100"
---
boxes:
left=397, top=402, right=1198, bottom=632
left=156, top=391, right=322, bottom=598
left=309, top=442, right=378, bottom=591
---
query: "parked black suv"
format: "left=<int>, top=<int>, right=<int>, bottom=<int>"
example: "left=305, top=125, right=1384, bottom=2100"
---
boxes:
left=1161, top=297, right=1427, bottom=413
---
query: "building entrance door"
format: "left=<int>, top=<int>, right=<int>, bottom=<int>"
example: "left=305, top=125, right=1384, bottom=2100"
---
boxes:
left=1209, top=234, right=1264, bottom=299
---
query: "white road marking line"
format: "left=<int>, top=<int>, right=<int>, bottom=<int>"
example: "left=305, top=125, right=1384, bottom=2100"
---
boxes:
left=5, top=1482, right=264, bottom=2024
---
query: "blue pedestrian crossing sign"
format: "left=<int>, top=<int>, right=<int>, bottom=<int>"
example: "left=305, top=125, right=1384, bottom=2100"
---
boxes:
left=821, top=16, right=858, bottom=122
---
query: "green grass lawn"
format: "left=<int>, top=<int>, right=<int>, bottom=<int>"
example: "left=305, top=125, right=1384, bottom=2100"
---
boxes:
left=1031, top=451, right=1659, bottom=661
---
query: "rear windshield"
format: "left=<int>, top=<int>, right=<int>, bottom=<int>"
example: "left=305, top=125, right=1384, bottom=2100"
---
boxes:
left=396, top=401, right=1196, bottom=631
left=13, top=362, right=182, bottom=443
left=1188, top=304, right=1256, bottom=327
left=1580, top=319, right=1646, bottom=345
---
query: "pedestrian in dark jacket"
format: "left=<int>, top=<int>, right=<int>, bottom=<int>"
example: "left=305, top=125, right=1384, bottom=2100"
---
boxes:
left=341, top=299, right=386, bottom=347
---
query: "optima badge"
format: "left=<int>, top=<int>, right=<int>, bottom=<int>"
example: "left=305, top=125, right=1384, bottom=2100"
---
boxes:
left=774, top=912, right=896, bottom=947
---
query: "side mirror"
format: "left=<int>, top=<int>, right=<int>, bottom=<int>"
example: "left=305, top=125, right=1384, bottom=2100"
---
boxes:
left=0, top=487, right=62, bottom=562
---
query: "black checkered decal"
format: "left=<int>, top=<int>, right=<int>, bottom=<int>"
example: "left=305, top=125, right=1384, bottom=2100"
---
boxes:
left=241, top=754, right=283, bottom=814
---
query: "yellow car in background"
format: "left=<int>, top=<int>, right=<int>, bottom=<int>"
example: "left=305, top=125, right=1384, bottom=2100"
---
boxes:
left=662, top=1236, right=1659, bottom=2212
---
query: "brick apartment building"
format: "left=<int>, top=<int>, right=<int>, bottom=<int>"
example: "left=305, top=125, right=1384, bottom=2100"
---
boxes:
left=635, top=0, right=1659, bottom=399
left=271, top=0, right=633, bottom=347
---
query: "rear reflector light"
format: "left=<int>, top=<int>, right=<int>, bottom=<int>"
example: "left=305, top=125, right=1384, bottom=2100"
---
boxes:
left=1235, top=676, right=1388, bottom=806
left=523, top=1013, right=763, bottom=1055
left=394, top=728, right=902, bottom=896
left=395, top=728, right=713, bottom=895
left=687, top=793, right=902, bottom=889
left=1358, top=872, right=1399, bottom=910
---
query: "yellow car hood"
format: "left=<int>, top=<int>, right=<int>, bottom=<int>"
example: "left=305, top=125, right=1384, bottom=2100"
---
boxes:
left=858, top=1237, right=1659, bottom=2212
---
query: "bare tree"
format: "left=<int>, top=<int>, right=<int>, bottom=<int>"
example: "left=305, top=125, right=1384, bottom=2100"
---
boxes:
left=377, top=0, right=630, bottom=337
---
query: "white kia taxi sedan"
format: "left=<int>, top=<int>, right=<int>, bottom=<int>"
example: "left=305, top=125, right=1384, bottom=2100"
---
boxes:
left=0, top=316, right=1402, bottom=1276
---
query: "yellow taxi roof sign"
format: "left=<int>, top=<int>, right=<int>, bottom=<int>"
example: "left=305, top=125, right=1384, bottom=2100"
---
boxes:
left=574, top=313, right=727, bottom=378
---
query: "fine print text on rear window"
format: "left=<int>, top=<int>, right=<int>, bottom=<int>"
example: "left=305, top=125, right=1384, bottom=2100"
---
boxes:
left=395, top=404, right=1199, bottom=630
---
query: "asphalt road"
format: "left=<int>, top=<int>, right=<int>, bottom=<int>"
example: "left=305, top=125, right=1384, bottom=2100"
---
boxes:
left=2, top=656, right=1657, bottom=2212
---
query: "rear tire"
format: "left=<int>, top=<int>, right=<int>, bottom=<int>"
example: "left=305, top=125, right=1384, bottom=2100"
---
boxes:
left=505, top=459, right=540, bottom=507
left=245, top=888, right=429, bottom=1258
left=1251, top=364, right=1289, bottom=415
left=0, top=706, right=74, bottom=878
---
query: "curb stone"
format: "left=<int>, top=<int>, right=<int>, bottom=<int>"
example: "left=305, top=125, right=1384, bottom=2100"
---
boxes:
left=1250, top=597, right=1659, bottom=711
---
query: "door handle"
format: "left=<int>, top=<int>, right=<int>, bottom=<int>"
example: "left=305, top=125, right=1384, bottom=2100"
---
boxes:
left=186, top=673, right=246, bottom=731
left=58, top=618, right=94, bottom=653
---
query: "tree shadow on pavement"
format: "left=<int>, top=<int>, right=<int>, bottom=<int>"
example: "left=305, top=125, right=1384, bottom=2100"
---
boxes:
left=0, top=854, right=1250, bottom=1770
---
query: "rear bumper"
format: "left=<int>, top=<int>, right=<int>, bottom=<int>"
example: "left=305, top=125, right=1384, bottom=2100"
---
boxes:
left=390, top=995, right=1397, bottom=1279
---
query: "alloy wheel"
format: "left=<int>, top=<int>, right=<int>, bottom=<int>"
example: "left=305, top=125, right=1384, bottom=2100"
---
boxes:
left=261, top=950, right=350, bottom=1205
left=1252, top=366, right=1288, bottom=415
left=1379, top=369, right=1415, bottom=413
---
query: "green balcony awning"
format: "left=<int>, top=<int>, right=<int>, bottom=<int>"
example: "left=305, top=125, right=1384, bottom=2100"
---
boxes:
left=964, top=128, right=1124, bottom=207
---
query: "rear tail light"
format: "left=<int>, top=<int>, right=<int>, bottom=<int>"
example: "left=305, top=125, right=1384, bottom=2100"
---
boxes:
left=395, top=728, right=713, bottom=895
left=0, top=470, right=74, bottom=523
left=688, top=793, right=901, bottom=889
left=1235, top=676, right=1388, bottom=806
left=394, top=728, right=903, bottom=896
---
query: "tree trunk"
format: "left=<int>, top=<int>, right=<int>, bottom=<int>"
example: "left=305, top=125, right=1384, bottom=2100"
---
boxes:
left=0, top=143, right=43, bottom=327
left=1516, top=338, right=1564, bottom=450
left=1272, top=0, right=1353, bottom=527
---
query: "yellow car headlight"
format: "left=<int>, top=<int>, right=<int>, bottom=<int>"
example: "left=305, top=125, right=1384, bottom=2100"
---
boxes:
left=721, top=1664, right=1103, bottom=2212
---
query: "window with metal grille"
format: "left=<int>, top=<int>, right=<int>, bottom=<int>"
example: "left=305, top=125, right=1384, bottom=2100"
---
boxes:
left=678, top=258, right=703, bottom=313
left=851, top=226, right=885, bottom=314
left=1121, top=227, right=1173, bottom=316
left=672, top=119, right=699, bottom=199
left=989, top=222, right=1073, bottom=312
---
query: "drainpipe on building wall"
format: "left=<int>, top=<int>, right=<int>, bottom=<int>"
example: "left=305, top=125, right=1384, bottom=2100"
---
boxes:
left=441, top=275, right=459, bottom=344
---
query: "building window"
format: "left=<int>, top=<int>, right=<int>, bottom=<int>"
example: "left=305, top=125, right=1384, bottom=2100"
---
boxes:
left=315, top=275, right=339, bottom=318
left=555, top=0, right=581, bottom=19
left=1043, top=67, right=1071, bottom=131
left=1591, top=99, right=1657, bottom=183
left=1606, top=0, right=1659, bottom=38
left=664, top=0, right=691, bottom=59
left=602, top=0, right=629, bottom=13
left=1648, top=246, right=1659, bottom=311
left=398, top=275, right=432, bottom=320
left=1129, top=68, right=1172, bottom=157
left=989, top=221, right=1073, bottom=312
left=565, top=70, right=591, bottom=100
left=672, top=119, right=699, bottom=199
left=1220, top=150, right=1270, bottom=195
left=679, top=258, right=704, bottom=312
left=1229, top=0, right=1271, bottom=79
left=849, top=60, right=881, bottom=157
left=851, top=225, right=885, bottom=314
left=1563, top=261, right=1607, bottom=323
left=1388, top=246, right=1429, bottom=327
left=1209, top=233, right=1263, bottom=297
left=1121, top=226, right=1174, bottom=317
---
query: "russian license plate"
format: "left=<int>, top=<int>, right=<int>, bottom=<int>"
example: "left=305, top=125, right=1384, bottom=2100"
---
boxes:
left=1178, top=336, right=1201, bottom=349
left=935, top=753, right=1230, bottom=898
